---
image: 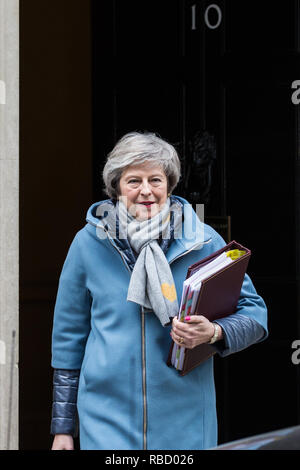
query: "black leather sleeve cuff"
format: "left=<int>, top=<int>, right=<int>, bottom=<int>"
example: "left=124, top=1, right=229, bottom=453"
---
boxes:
left=213, top=314, right=265, bottom=357
left=50, top=369, right=80, bottom=437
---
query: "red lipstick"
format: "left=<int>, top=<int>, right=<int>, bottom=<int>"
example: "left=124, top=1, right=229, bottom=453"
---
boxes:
left=139, top=201, right=154, bottom=206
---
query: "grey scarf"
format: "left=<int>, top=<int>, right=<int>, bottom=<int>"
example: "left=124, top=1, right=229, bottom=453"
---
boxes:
left=115, top=198, right=182, bottom=327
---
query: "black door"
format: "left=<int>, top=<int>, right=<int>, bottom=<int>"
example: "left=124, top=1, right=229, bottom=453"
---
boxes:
left=91, top=0, right=300, bottom=444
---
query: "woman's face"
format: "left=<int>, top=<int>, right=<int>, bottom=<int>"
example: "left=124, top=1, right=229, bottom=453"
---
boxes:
left=118, top=162, right=168, bottom=220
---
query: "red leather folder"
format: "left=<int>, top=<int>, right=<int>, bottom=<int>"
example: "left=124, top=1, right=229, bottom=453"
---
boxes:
left=167, top=240, right=251, bottom=376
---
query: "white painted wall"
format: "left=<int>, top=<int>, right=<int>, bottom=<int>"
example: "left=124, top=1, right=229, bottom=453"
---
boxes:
left=0, top=0, right=19, bottom=451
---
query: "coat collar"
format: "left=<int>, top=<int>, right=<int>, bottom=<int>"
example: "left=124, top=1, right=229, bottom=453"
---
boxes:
left=165, top=195, right=211, bottom=263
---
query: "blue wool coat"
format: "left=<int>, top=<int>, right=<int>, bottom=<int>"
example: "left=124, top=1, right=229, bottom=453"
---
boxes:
left=51, top=196, right=268, bottom=450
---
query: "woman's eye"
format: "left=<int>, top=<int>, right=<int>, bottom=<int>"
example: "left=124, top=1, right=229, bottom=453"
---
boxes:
left=151, top=178, right=161, bottom=183
left=127, top=178, right=161, bottom=185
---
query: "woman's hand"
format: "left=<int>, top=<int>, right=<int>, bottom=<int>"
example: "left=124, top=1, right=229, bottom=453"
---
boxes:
left=51, top=434, right=74, bottom=450
left=171, top=315, right=222, bottom=349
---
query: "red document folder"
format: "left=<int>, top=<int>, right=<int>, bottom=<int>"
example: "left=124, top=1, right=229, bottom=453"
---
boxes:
left=167, top=240, right=251, bottom=376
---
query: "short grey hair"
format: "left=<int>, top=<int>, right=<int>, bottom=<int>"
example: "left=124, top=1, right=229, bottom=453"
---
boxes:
left=102, top=131, right=181, bottom=199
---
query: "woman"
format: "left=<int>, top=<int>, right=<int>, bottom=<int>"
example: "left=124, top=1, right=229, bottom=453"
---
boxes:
left=51, top=131, right=268, bottom=450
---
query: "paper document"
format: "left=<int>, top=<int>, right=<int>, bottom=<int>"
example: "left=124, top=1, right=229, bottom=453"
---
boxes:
left=171, top=249, right=246, bottom=370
